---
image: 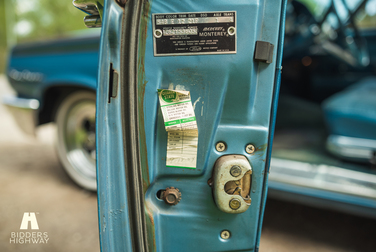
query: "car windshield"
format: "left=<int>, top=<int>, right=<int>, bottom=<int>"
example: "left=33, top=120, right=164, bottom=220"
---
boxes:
left=298, top=0, right=363, bottom=20
left=294, top=0, right=376, bottom=30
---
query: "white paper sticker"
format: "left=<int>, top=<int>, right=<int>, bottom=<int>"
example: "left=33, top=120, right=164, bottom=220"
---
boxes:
left=158, top=89, right=198, bottom=169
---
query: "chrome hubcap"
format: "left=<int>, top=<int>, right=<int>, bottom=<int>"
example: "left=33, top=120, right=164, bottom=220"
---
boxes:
left=64, top=100, right=96, bottom=179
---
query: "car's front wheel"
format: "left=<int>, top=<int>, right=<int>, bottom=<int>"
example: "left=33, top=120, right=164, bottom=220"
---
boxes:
left=55, top=91, right=97, bottom=191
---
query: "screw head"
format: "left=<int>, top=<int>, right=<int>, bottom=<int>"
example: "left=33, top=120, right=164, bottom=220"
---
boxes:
left=220, top=230, right=231, bottom=240
left=245, top=144, right=255, bottom=154
left=230, top=165, right=242, bottom=177
left=215, top=142, right=226, bottom=152
left=229, top=198, right=241, bottom=210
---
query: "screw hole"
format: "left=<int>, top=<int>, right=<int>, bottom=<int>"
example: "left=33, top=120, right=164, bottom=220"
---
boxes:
left=156, top=189, right=164, bottom=200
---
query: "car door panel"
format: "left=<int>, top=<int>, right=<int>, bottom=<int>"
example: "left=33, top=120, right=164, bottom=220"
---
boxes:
left=96, top=0, right=287, bottom=251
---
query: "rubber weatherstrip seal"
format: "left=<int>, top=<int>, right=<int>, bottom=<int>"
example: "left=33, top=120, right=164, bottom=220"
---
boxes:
left=120, top=1, right=149, bottom=251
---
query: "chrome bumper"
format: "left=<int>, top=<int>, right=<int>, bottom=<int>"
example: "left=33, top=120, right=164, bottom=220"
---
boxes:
left=2, top=95, right=40, bottom=135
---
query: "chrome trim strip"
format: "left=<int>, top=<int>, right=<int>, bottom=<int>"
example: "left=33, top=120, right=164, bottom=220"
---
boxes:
left=73, top=0, right=104, bottom=28
left=269, top=157, right=376, bottom=199
left=84, top=15, right=102, bottom=28
left=327, top=135, right=376, bottom=160
left=2, top=95, right=39, bottom=135
left=2, top=95, right=40, bottom=110
left=73, top=0, right=103, bottom=16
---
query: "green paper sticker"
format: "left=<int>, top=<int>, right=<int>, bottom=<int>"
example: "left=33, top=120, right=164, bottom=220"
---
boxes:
left=160, top=89, right=177, bottom=103
left=158, top=89, right=198, bottom=169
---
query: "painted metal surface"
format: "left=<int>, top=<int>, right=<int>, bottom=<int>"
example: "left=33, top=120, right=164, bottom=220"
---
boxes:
left=96, top=0, right=287, bottom=251
left=255, top=1, right=287, bottom=249
left=96, top=1, right=134, bottom=251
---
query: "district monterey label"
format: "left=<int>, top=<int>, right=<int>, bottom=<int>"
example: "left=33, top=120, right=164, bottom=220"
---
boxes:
left=153, top=11, right=236, bottom=56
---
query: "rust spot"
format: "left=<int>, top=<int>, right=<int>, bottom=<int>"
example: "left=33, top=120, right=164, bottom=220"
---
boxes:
left=256, top=143, right=268, bottom=152
left=145, top=202, right=156, bottom=251
left=146, top=205, right=154, bottom=226
left=207, top=178, right=213, bottom=186
left=143, top=181, right=148, bottom=191
left=116, top=0, right=127, bottom=6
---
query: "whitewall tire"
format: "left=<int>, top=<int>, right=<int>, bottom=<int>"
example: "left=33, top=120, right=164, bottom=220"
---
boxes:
left=55, top=91, right=97, bottom=191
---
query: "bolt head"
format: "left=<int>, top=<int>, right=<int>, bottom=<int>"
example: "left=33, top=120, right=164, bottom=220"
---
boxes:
left=220, top=230, right=231, bottom=240
left=230, top=165, right=242, bottom=177
left=162, top=187, right=181, bottom=205
left=229, top=198, right=241, bottom=210
left=245, top=144, right=255, bottom=154
left=215, top=142, right=226, bottom=152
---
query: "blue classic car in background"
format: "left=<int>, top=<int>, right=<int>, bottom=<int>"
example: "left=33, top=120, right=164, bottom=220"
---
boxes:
left=4, top=30, right=100, bottom=190
left=3, top=0, right=376, bottom=216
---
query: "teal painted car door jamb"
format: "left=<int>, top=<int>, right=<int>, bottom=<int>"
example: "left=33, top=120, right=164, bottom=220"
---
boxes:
left=96, top=0, right=287, bottom=251
left=255, top=1, right=288, bottom=251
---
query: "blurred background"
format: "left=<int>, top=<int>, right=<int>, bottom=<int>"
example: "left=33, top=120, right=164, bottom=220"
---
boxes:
left=0, top=0, right=87, bottom=73
left=0, top=1, right=100, bottom=252
left=0, top=0, right=376, bottom=252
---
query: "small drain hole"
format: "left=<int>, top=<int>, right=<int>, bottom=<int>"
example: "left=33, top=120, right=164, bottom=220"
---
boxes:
left=156, top=190, right=164, bottom=200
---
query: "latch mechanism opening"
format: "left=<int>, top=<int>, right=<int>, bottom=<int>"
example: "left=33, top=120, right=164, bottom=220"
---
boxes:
left=209, top=155, right=253, bottom=213
left=224, top=170, right=252, bottom=205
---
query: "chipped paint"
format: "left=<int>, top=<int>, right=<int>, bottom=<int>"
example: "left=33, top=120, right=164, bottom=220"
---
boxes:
left=256, top=143, right=267, bottom=152
left=193, top=97, right=201, bottom=109
left=175, top=84, right=186, bottom=91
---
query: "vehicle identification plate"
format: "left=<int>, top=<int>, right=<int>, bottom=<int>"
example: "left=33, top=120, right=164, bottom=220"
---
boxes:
left=152, top=11, right=236, bottom=56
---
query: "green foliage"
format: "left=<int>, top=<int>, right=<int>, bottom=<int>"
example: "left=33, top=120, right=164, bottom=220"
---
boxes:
left=14, top=0, right=87, bottom=42
left=0, top=0, right=7, bottom=73
left=0, top=0, right=89, bottom=73
left=296, top=0, right=321, bottom=16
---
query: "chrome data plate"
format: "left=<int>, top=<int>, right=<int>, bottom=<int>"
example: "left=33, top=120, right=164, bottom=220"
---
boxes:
left=152, top=11, right=236, bottom=56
